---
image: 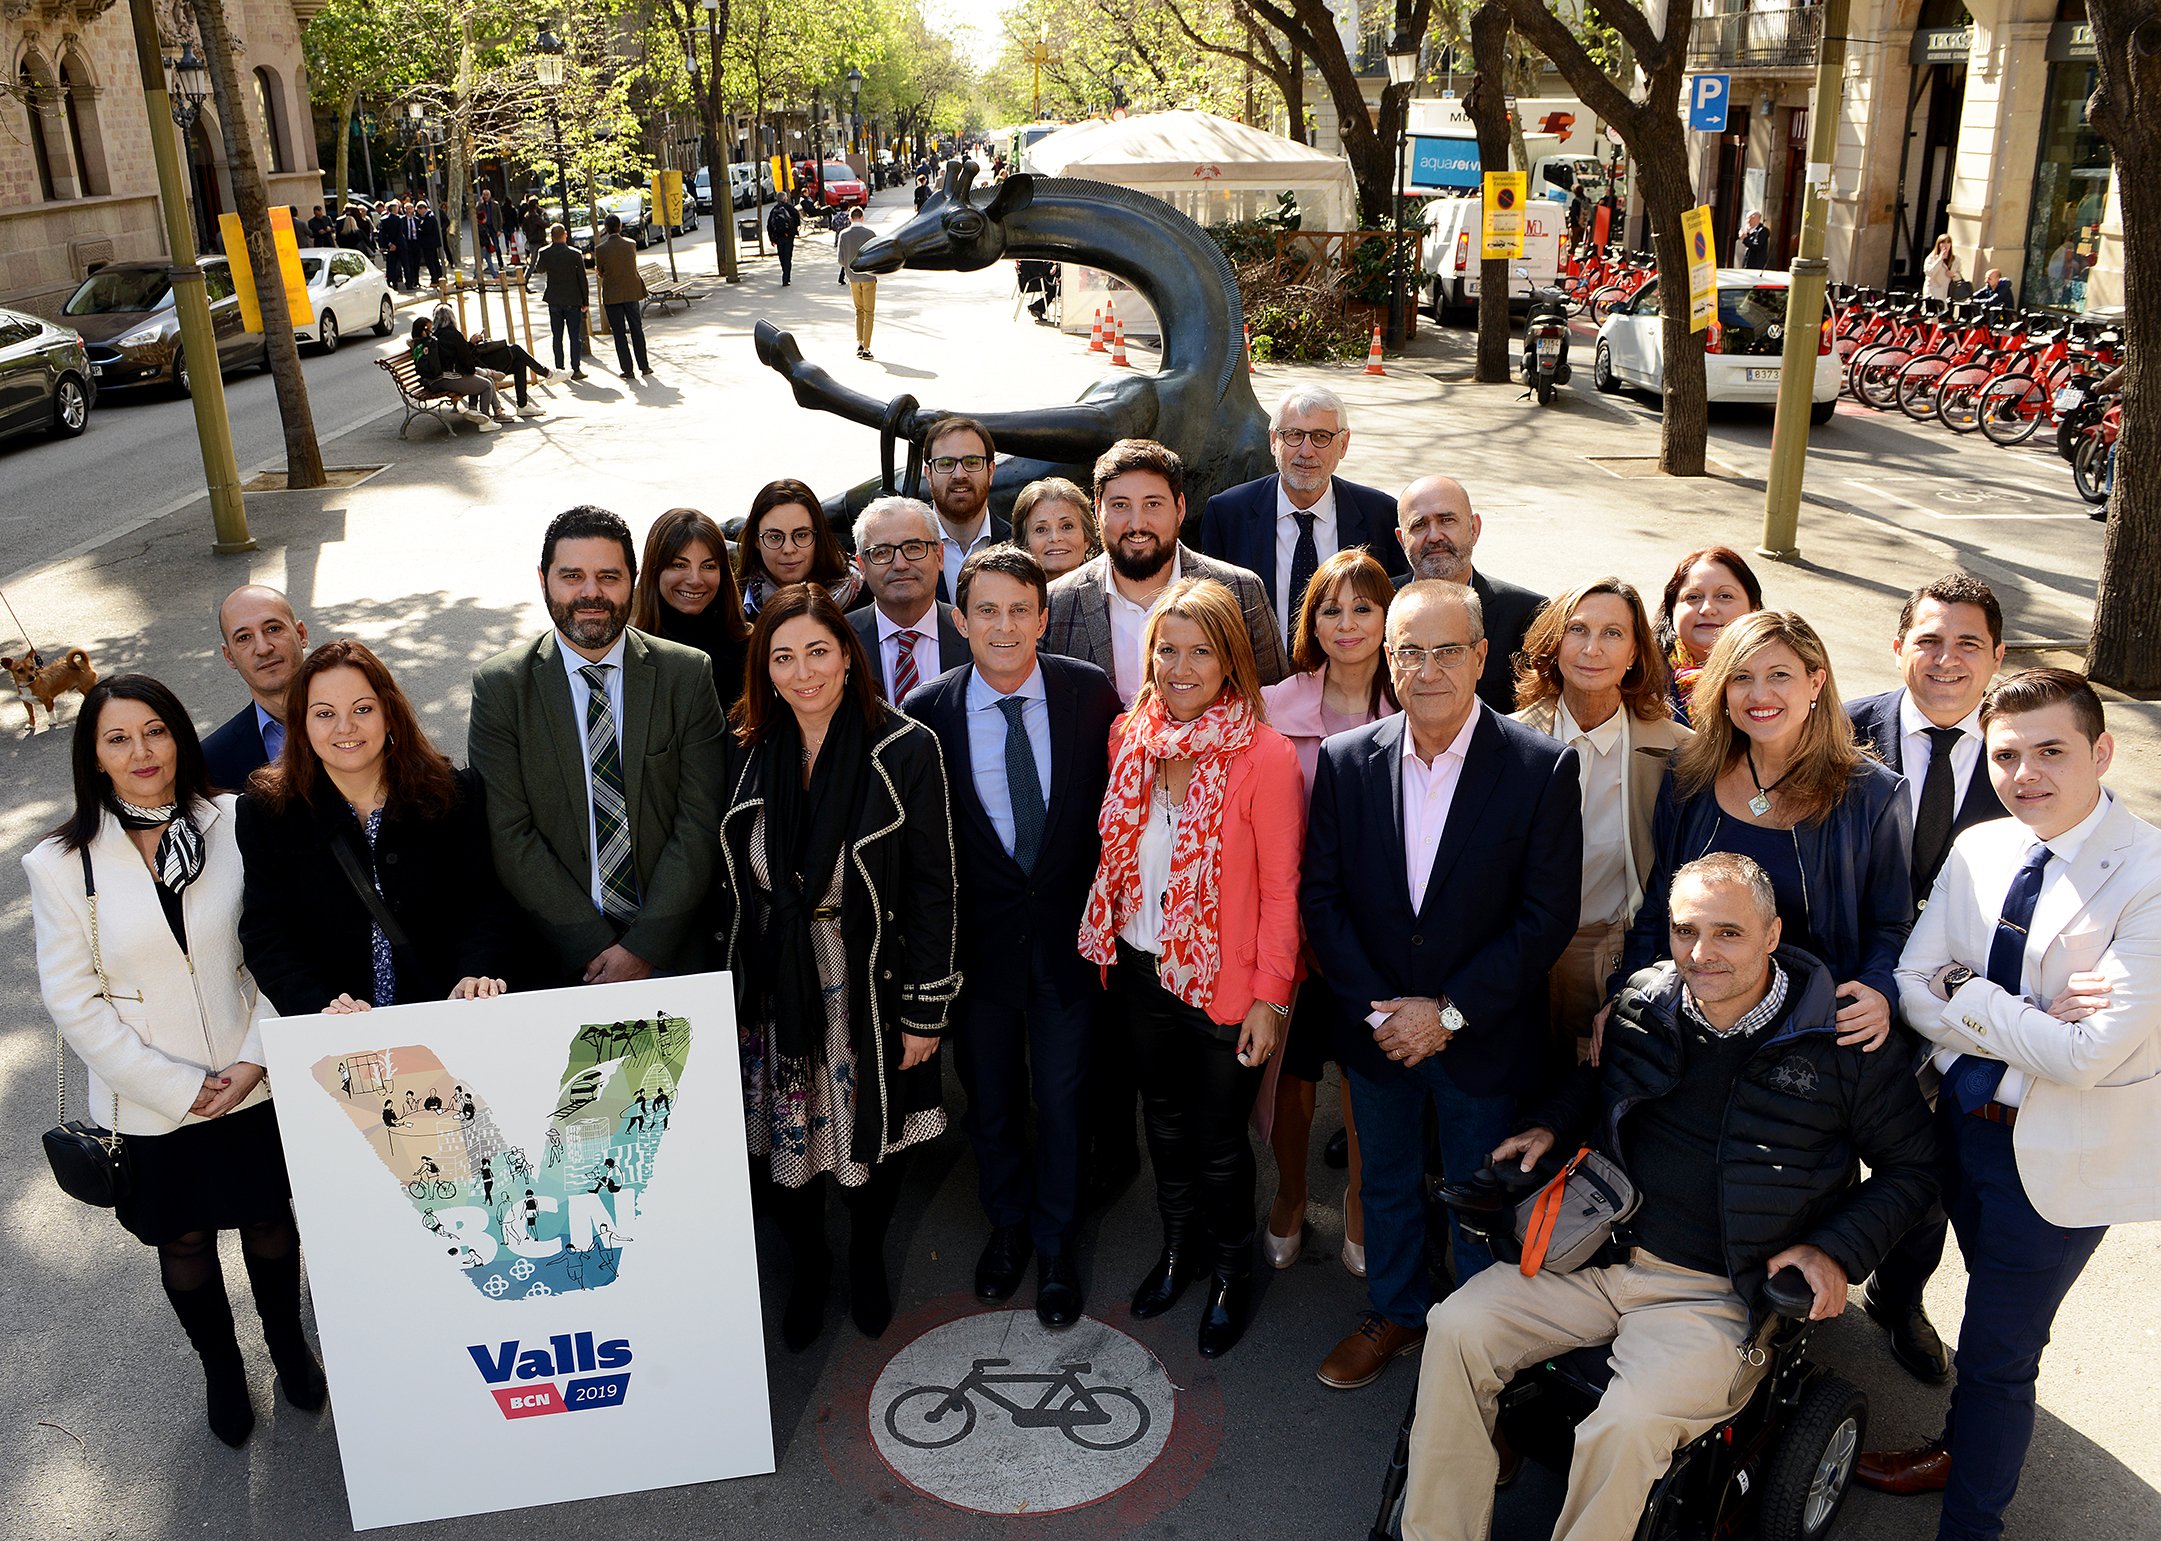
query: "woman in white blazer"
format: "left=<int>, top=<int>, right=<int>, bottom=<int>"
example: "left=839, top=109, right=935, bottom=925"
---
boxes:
left=25, top=675, right=323, bottom=1448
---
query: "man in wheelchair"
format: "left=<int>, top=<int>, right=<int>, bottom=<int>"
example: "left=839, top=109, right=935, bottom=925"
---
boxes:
left=1399, top=853, right=1939, bottom=1540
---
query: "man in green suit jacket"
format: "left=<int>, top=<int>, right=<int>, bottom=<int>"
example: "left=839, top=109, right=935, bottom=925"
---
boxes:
left=469, top=506, right=728, bottom=982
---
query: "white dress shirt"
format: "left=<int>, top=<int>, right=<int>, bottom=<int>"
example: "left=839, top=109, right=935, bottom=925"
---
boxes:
left=558, top=632, right=629, bottom=913
left=1930, top=790, right=2114, bottom=1109
left=1899, top=692, right=1985, bottom=822
left=965, top=662, right=1052, bottom=858
left=940, top=511, right=995, bottom=601
left=1272, top=479, right=1340, bottom=631
left=1120, top=784, right=1180, bottom=954
left=874, top=602, right=940, bottom=699
left=1102, top=547, right=1182, bottom=706
left=1557, top=700, right=1632, bottom=926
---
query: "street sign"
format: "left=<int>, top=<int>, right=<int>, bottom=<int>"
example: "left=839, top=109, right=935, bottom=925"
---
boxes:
left=651, top=169, right=684, bottom=228
left=1482, top=171, right=1527, bottom=259
left=1680, top=204, right=1717, bottom=332
left=1688, top=74, right=1731, bottom=132
left=221, top=205, right=313, bottom=333
left=1409, top=136, right=1481, bottom=192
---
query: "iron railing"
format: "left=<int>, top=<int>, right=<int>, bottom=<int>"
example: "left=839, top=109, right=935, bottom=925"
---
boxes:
left=1686, top=4, right=1825, bottom=71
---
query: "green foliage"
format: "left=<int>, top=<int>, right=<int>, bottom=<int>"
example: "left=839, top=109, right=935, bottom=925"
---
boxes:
left=986, top=0, right=1278, bottom=125
left=1244, top=298, right=1366, bottom=364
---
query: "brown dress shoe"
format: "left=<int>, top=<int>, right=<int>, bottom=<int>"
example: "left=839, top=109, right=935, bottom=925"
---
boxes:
left=1317, top=1311, right=1425, bottom=1390
left=1856, top=1441, right=1951, bottom=1495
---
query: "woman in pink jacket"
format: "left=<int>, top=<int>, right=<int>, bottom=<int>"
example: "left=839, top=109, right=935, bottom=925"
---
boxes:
left=1081, top=577, right=1305, bottom=1359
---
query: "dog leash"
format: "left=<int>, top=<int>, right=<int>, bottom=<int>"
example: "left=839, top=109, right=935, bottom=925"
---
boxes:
left=0, top=585, right=44, bottom=670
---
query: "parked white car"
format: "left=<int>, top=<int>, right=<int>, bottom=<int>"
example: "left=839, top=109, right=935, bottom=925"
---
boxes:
left=1592, top=268, right=1839, bottom=425
left=293, top=247, right=395, bottom=354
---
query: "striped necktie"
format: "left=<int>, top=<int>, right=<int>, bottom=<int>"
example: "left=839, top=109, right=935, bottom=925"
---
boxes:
left=579, top=664, right=641, bottom=925
left=893, top=628, right=922, bottom=702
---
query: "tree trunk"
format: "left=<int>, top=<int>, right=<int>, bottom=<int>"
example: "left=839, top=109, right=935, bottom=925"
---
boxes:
left=334, top=90, right=356, bottom=217
left=1634, top=109, right=1707, bottom=477
left=2084, top=4, right=2161, bottom=686
left=188, top=0, right=324, bottom=487
left=1468, top=3, right=1513, bottom=384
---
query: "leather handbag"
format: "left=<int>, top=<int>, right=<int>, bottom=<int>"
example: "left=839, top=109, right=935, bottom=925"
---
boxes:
left=43, top=848, right=128, bottom=1208
left=1516, top=1146, right=1639, bottom=1276
left=328, top=828, right=414, bottom=954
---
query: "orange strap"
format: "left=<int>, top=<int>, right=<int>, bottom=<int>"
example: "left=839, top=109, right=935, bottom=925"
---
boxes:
left=1519, top=1147, right=1592, bottom=1277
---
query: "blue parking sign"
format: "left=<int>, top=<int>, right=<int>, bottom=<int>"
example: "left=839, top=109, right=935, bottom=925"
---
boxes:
left=1688, top=75, right=1730, bottom=132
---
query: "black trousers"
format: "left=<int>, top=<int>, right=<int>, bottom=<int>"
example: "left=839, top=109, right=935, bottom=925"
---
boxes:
left=774, top=235, right=794, bottom=284
left=954, top=976, right=1092, bottom=1257
left=1113, top=943, right=1261, bottom=1270
left=471, top=338, right=544, bottom=405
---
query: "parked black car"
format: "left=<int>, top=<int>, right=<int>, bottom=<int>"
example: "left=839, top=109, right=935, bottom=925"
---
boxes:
left=62, top=257, right=267, bottom=396
left=0, top=305, right=93, bottom=443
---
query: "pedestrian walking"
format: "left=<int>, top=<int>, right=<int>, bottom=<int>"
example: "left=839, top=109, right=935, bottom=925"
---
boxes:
left=767, top=196, right=801, bottom=286
left=593, top=214, right=652, bottom=380
left=1924, top=233, right=1963, bottom=301
left=837, top=206, right=878, bottom=360
left=413, top=200, right=447, bottom=288
left=519, top=196, right=547, bottom=265
left=526, top=222, right=589, bottom=380
left=306, top=205, right=336, bottom=248
left=474, top=187, right=503, bottom=275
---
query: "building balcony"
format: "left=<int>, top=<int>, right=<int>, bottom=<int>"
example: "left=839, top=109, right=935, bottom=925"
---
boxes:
left=1687, top=4, right=1824, bottom=72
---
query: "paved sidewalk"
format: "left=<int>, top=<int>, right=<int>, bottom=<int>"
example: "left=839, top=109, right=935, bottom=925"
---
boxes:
left=1, top=251, right=2155, bottom=1540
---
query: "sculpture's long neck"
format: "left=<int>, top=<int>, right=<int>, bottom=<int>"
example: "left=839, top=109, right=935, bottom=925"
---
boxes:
left=997, top=180, right=1243, bottom=391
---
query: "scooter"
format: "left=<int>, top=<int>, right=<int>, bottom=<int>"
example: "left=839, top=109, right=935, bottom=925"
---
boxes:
left=1520, top=284, right=1573, bottom=405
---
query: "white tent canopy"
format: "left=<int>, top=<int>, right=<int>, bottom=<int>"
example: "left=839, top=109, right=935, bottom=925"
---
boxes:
left=1021, top=109, right=1359, bottom=233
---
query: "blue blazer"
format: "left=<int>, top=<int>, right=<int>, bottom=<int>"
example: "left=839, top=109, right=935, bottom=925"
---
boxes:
left=902, top=653, right=1122, bottom=1008
left=202, top=702, right=272, bottom=792
left=1300, top=706, right=1583, bottom=1097
left=1198, top=475, right=1410, bottom=604
left=1847, top=687, right=2008, bottom=892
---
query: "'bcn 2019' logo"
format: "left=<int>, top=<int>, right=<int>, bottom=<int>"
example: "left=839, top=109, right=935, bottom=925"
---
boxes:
left=469, top=1331, right=634, bottom=1420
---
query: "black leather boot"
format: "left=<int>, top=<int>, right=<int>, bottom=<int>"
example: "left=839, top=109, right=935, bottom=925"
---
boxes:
left=1130, top=1232, right=1201, bottom=1320
left=164, top=1278, right=255, bottom=1447
left=241, top=1246, right=327, bottom=1411
left=1197, top=1239, right=1256, bottom=1359
left=845, top=1160, right=906, bottom=1340
left=774, top=1179, right=831, bottom=1353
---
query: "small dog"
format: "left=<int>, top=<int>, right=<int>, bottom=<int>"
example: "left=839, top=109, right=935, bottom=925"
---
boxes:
left=3, top=647, right=97, bottom=733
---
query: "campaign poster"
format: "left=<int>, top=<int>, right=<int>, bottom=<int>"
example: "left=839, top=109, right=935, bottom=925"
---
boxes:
left=1481, top=170, right=1527, bottom=260
left=1681, top=204, right=1719, bottom=332
left=263, top=975, right=771, bottom=1530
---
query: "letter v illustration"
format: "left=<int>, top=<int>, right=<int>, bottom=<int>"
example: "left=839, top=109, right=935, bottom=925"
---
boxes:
left=310, top=1014, right=692, bottom=1299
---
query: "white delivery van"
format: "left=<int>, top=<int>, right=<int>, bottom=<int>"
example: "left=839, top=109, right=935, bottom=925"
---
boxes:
left=1421, top=194, right=1569, bottom=322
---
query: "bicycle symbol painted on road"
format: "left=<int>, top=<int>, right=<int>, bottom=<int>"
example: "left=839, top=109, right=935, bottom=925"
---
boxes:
left=883, top=1358, right=1150, bottom=1452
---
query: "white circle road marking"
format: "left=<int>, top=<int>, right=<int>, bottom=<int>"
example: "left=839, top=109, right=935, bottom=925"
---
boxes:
left=869, top=1311, right=1176, bottom=1515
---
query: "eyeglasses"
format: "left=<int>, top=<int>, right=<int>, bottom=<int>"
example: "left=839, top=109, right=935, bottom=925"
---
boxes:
left=928, top=454, right=990, bottom=474
left=1273, top=428, right=1339, bottom=448
left=1388, top=642, right=1475, bottom=673
left=757, top=526, right=819, bottom=550
left=860, top=537, right=936, bottom=566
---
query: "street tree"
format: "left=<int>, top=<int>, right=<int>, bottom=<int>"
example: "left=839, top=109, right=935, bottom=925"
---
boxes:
left=859, top=0, right=972, bottom=156
left=721, top=0, right=884, bottom=187
left=2082, top=2, right=2161, bottom=687
left=187, top=0, right=325, bottom=488
left=1463, top=2, right=1513, bottom=384
left=986, top=0, right=1264, bottom=126
left=1501, top=0, right=1707, bottom=475
left=302, top=0, right=403, bottom=212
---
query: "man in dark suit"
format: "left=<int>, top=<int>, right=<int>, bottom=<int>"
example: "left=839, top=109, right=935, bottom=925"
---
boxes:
left=845, top=496, right=967, bottom=704
left=1301, top=579, right=1582, bottom=1391
left=1846, top=572, right=2010, bottom=1385
left=1198, top=384, right=1409, bottom=652
left=1393, top=475, right=1546, bottom=714
left=201, top=584, right=309, bottom=790
left=904, top=546, right=1121, bottom=1328
left=925, top=417, right=1011, bottom=603
left=413, top=199, right=446, bottom=286
left=468, top=506, right=728, bottom=983
left=1044, top=438, right=1288, bottom=705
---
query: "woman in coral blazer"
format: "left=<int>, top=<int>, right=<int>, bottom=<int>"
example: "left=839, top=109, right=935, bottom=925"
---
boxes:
left=1080, top=576, right=1305, bottom=1361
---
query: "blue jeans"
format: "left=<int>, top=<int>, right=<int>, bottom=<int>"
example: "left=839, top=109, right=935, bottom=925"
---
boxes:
left=1346, top=1059, right=1515, bottom=1329
left=605, top=299, right=649, bottom=375
left=547, top=303, right=583, bottom=372
left=1938, top=1105, right=2106, bottom=1540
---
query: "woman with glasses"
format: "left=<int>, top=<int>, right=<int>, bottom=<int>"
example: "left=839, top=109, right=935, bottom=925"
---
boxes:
left=1081, top=577, right=1305, bottom=1358
left=736, top=479, right=863, bottom=619
left=1012, top=476, right=1100, bottom=581
left=633, top=507, right=751, bottom=708
left=1657, top=545, right=1764, bottom=725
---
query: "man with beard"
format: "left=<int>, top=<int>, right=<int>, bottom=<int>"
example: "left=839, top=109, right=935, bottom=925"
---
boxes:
left=925, top=417, right=1010, bottom=604
left=1044, top=438, right=1288, bottom=706
left=468, top=506, right=728, bottom=983
left=1199, top=385, right=1408, bottom=653
left=201, top=584, right=310, bottom=789
left=1394, top=475, right=1545, bottom=713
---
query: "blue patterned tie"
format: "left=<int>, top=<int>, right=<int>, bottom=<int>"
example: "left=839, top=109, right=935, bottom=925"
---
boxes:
left=1946, top=842, right=2051, bottom=1114
left=579, top=664, right=641, bottom=926
left=997, top=695, right=1046, bottom=872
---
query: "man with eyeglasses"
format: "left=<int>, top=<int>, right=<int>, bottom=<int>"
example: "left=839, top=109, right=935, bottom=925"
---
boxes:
left=1200, top=385, right=1409, bottom=653
left=1301, top=580, right=1583, bottom=1391
left=845, top=496, right=966, bottom=704
left=924, top=417, right=1011, bottom=603
left=1394, top=475, right=1547, bottom=714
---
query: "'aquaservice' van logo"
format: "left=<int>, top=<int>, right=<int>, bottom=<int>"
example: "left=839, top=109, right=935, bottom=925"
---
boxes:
left=311, top=1014, right=691, bottom=1300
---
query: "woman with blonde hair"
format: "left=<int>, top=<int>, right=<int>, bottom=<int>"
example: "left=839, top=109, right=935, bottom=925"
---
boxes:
left=1513, top=578, right=1690, bottom=1063
left=1011, top=476, right=1100, bottom=580
left=1256, top=548, right=1395, bottom=1275
left=1081, top=576, right=1305, bottom=1358
left=1612, top=609, right=1914, bottom=1059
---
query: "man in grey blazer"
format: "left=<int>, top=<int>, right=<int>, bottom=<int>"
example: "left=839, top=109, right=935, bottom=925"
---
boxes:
left=468, top=506, right=728, bottom=983
left=1044, top=438, right=1288, bottom=705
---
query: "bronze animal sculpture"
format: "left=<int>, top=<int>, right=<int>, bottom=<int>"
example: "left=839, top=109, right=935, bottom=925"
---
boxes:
left=752, top=162, right=1273, bottom=531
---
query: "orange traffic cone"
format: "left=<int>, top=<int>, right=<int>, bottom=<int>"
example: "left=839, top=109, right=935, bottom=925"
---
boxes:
left=1110, top=315, right=1130, bottom=368
left=1089, top=307, right=1105, bottom=352
left=1103, top=297, right=1117, bottom=344
left=1244, top=323, right=1256, bottom=373
left=1363, top=325, right=1386, bottom=376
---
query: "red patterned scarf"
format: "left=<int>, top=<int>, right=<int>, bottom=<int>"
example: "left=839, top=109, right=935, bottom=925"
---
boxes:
left=1079, top=690, right=1257, bottom=1008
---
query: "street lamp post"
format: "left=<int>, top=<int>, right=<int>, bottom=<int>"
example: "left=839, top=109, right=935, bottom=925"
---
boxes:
left=847, top=64, right=862, bottom=160
left=1384, top=29, right=1421, bottom=351
left=686, top=0, right=738, bottom=281
left=533, top=26, right=569, bottom=231
left=810, top=87, right=825, bottom=206
left=126, top=3, right=250, bottom=551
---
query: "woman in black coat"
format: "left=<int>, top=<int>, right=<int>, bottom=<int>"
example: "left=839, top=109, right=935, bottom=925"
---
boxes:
left=237, top=640, right=520, bottom=1015
left=718, top=582, right=958, bottom=1352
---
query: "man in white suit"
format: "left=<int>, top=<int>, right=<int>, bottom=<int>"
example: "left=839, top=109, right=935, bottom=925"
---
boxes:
left=1859, top=668, right=2161, bottom=1539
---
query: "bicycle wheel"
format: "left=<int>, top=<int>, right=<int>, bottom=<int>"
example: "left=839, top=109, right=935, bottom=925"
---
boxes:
left=1978, top=374, right=2046, bottom=446
left=1894, top=354, right=1948, bottom=422
left=1933, top=366, right=1994, bottom=432
left=884, top=1386, right=977, bottom=1449
left=2072, top=432, right=2112, bottom=505
left=1059, top=1386, right=1151, bottom=1451
left=1587, top=285, right=1625, bottom=322
left=1855, top=349, right=1912, bottom=410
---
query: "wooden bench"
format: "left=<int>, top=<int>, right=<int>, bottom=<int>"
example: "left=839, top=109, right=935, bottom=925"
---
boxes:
left=637, top=260, right=703, bottom=314
left=377, top=354, right=471, bottom=438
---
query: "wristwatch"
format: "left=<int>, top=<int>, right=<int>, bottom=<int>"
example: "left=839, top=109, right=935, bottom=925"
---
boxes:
left=1439, top=999, right=1466, bottom=1034
left=1939, top=963, right=1976, bottom=998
